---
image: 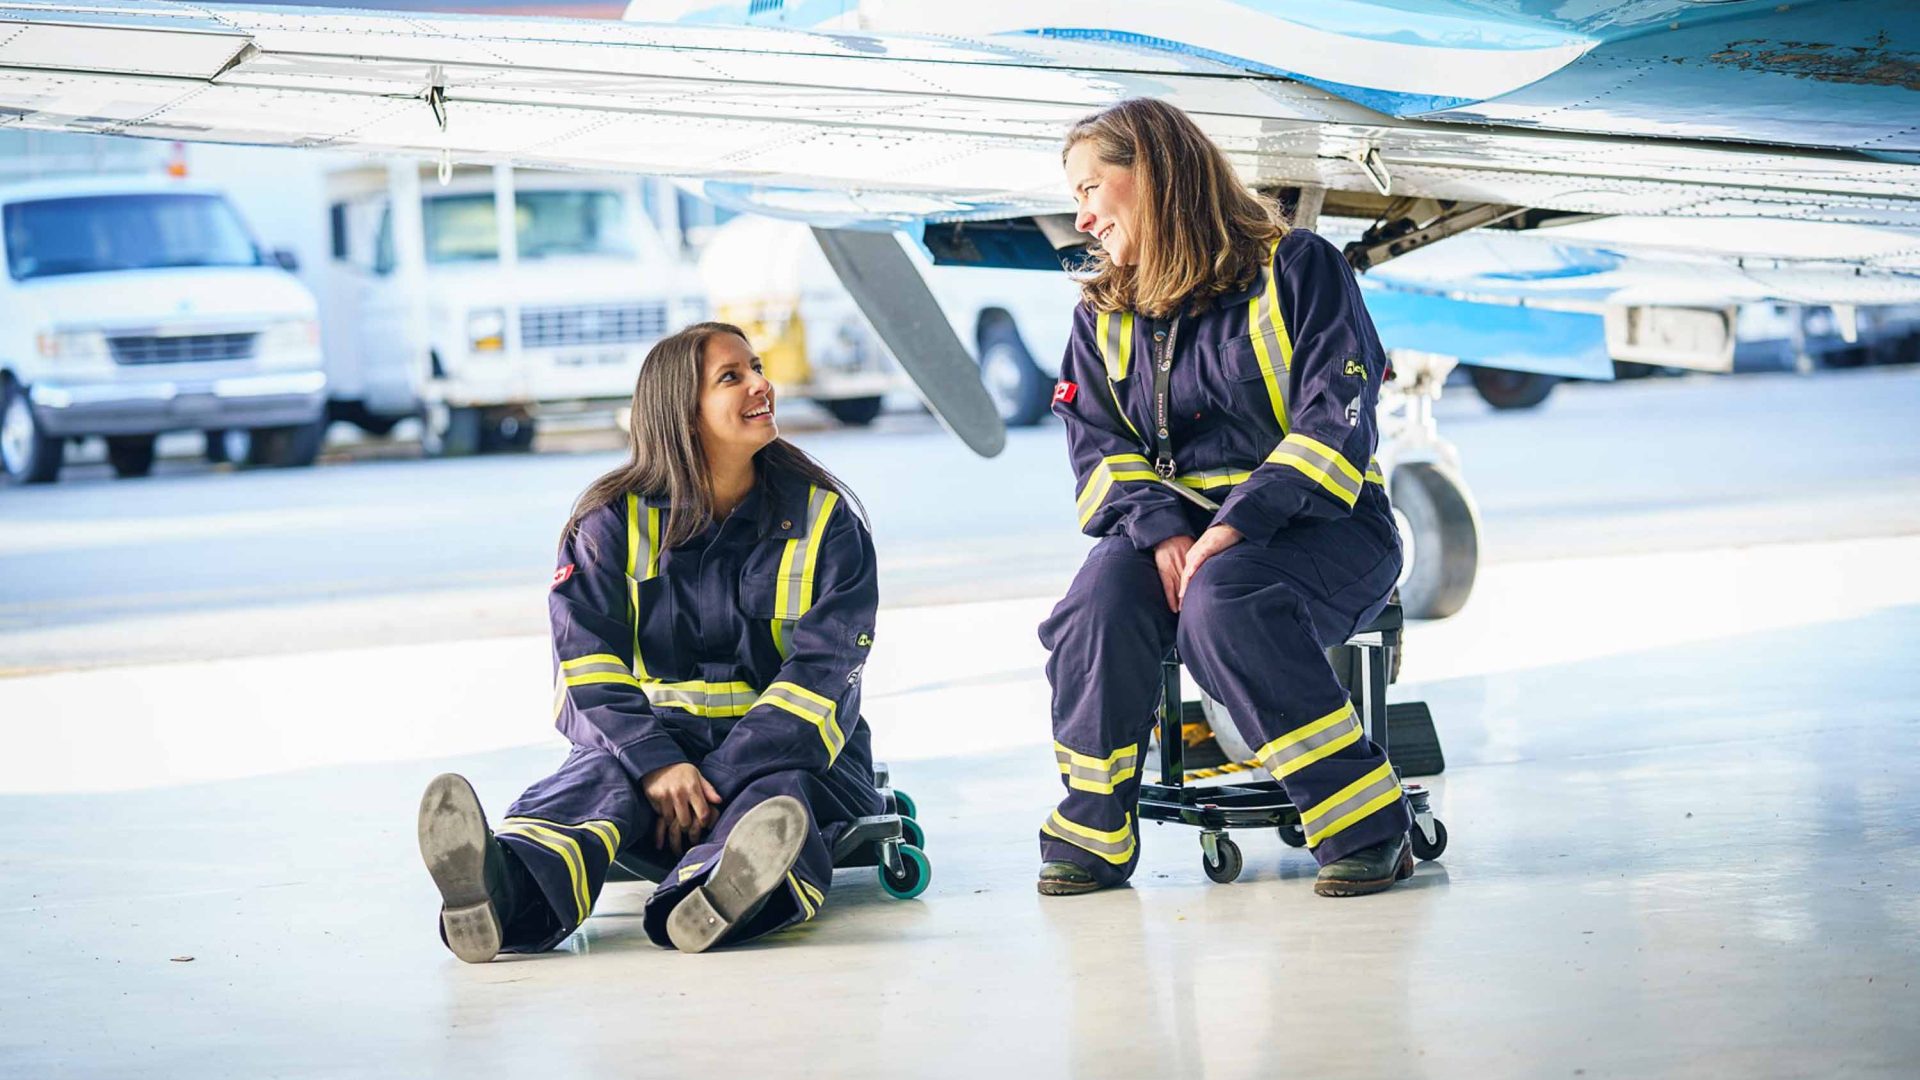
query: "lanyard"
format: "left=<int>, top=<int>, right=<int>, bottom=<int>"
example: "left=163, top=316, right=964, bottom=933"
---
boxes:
left=1145, top=314, right=1220, bottom=513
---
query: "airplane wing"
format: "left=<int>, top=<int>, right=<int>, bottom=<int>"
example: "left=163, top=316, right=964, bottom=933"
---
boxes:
left=0, top=0, right=1916, bottom=234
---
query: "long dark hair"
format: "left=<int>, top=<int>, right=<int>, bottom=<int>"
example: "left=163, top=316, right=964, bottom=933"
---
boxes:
left=562, top=321, right=864, bottom=550
left=1064, top=98, right=1287, bottom=317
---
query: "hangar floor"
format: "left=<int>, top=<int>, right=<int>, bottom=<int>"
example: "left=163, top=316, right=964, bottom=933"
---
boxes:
left=3, top=535, right=1916, bottom=1078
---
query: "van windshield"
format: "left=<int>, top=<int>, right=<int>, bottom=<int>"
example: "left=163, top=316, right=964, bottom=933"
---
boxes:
left=4, top=193, right=264, bottom=281
left=423, top=190, right=634, bottom=263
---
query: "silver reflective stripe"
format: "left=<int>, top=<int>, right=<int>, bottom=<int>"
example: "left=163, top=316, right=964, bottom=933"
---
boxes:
left=757, top=681, right=845, bottom=760
left=778, top=486, right=834, bottom=620
left=642, top=681, right=757, bottom=717
left=1101, top=311, right=1128, bottom=380
left=1301, top=764, right=1402, bottom=846
left=1258, top=706, right=1363, bottom=778
left=1040, top=810, right=1135, bottom=864
left=1269, top=439, right=1363, bottom=503
left=562, top=660, right=630, bottom=679
left=1054, top=744, right=1139, bottom=793
left=1177, top=466, right=1252, bottom=491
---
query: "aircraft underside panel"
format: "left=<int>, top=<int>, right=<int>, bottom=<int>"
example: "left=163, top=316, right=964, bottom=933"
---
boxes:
left=0, top=0, right=1917, bottom=241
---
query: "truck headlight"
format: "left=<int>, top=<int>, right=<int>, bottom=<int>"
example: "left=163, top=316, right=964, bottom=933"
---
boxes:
left=258, top=318, right=321, bottom=365
left=35, top=329, right=108, bottom=362
left=467, top=309, right=506, bottom=353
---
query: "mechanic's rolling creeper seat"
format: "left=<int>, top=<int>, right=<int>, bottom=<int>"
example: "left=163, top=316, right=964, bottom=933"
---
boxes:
left=1137, top=603, right=1449, bottom=884
left=610, top=763, right=931, bottom=900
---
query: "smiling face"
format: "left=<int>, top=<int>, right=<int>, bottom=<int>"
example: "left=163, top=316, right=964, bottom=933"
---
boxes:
left=695, top=330, right=777, bottom=457
left=1066, top=138, right=1143, bottom=267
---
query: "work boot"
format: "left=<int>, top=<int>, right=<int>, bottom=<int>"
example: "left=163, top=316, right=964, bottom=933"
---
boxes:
left=667, top=795, right=808, bottom=954
left=1036, top=860, right=1103, bottom=896
left=418, top=772, right=512, bottom=963
left=1314, top=833, right=1415, bottom=897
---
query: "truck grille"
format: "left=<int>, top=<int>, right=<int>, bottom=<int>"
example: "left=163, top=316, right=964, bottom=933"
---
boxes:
left=109, top=332, right=257, bottom=365
left=520, top=303, right=667, bottom=349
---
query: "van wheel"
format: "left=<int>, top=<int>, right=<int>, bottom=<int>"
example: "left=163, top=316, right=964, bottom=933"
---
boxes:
left=480, top=409, right=537, bottom=452
left=822, top=396, right=883, bottom=427
left=423, top=405, right=482, bottom=458
left=978, top=318, right=1049, bottom=427
left=106, top=435, right=157, bottom=479
left=246, top=418, right=327, bottom=468
left=1, top=378, right=62, bottom=485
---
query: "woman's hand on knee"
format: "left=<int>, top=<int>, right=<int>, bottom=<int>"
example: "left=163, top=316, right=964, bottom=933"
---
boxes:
left=1178, top=524, right=1242, bottom=603
left=642, top=762, right=724, bottom=855
left=1154, top=535, right=1194, bottom=613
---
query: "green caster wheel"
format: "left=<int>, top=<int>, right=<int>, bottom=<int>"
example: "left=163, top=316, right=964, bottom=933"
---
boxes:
left=892, top=789, right=918, bottom=820
left=900, top=815, right=927, bottom=849
left=879, top=844, right=931, bottom=900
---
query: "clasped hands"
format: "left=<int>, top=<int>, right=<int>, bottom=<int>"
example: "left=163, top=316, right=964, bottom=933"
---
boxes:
left=1153, top=523, right=1242, bottom=613
left=640, top=761, right=722, bottom=855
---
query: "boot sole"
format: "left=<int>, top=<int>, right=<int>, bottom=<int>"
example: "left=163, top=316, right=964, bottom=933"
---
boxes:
left=418, top=773, right=502, bottom=964
left=1314, top=844, right=1415, bottom=898
left=1036, top=878, right=1105, bottom=896
left=667, top=795, right=808, bottom=954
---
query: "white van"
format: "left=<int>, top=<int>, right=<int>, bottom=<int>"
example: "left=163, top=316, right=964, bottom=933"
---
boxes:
left=322, top=163, right=705, bottom=453
left=0, top=176, right=326, bottom=485
left=698, top=215, right=1080, bottom=427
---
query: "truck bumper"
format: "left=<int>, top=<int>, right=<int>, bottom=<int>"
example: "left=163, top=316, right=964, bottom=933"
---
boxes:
left=30, top=371, right=328, bottom=437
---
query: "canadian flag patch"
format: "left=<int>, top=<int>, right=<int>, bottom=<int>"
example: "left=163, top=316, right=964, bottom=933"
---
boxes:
left=551, top=563, right=576, bottom=589
left=1053, top=380, right=1078, bottom=405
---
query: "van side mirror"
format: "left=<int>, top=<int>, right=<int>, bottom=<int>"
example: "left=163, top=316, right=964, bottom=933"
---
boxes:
left=272, top=248, right=300, bottom=273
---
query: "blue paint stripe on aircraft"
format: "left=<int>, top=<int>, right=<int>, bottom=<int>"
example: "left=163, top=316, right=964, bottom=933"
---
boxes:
left=1361, top=287, right=1615, bottom=381
left=1023, top=28, right=1476, bottom=116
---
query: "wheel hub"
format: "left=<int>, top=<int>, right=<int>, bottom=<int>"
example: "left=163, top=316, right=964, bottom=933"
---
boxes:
left=1, top=395, right=33, bottom=474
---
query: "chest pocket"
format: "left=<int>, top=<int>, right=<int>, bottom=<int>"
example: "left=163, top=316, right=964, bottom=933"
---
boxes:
left=752, top=484, right=842, bottom=659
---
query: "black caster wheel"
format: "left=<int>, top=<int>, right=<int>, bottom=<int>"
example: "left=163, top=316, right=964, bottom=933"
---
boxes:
left=1410, top=819, right=1448, bottom=861
left=1277, top=823, right=1307, bottom=848
left=880, top=844, right=931, bottom=899
left=892, top=789, right=918, bottom=820
left=1202, top=836, right=1244, bottom=884
left=900, top=815, right=927, bottom=849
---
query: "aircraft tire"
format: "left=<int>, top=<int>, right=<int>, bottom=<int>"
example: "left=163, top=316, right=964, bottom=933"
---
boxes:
left=1391, top=461, right=1479, bottom=620
left=1467, top=366, right=1558, bottom=410
left=822, top=396, right=884, bottom=426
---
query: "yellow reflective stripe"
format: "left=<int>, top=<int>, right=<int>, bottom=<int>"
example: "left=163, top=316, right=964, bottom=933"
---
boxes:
left=756, top=680, right=845, bottom=762
left=1093, top=309, right=1144, bottom=441
left=1246, top=243, right=1291, bottom=432
left=642, top=679, right=758, bottom=718
left=1040, top=810, right=1135, bottom=865
left=678, top=860, right=706, bottom=882
left=1075, top=453, right=1155, bottom=528
left=562, top=653, right=627, bottom=671
left=800, top=879, right=825, bottom=906
left=1054, top=742, right=1140, bottom=795
left=1266, top=434, right=1363, bottom=508
left=499, top=819, right=589, bottom=925
left=502, top=816, right=621, bottom=862
left=787, top=871, right=817, bottom=920
left=565, top=670, right=646, bottom=690
left=771, top=486, right=840, bottom=658
left=1177, top=468, right=1253, bottom=490
left=1365, top=457, right=1385, bottom=486
left=1254, top=703, right=1364, bottom=779
left=1299, top=762, right=1402, bottom=848
left=625, top=495, right=662, bottom=680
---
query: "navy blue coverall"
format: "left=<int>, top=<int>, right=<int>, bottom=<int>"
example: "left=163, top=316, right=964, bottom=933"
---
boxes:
left=1040, top=228, right=1411, bottom=885
left=491, top=470, right=882, bottom=951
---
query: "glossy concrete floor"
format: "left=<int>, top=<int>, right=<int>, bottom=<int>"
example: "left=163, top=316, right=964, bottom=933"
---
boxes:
left=3, top=534, right=1917, bottom=1079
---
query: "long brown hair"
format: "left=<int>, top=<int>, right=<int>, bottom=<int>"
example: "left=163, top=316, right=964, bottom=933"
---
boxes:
left=562, top=321, right=863, bottom=550
left=1064, top=98, right=1287, bottom=317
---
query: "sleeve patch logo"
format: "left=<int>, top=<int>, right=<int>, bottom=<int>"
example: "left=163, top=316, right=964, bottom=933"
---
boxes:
left=551, top=563, right=576, bottom=589
left=1343, top=358, right=1367, bottom=379
left=1052, top=380, right=1078, bottom=404
left=856, top=632, right=874, bottom=648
